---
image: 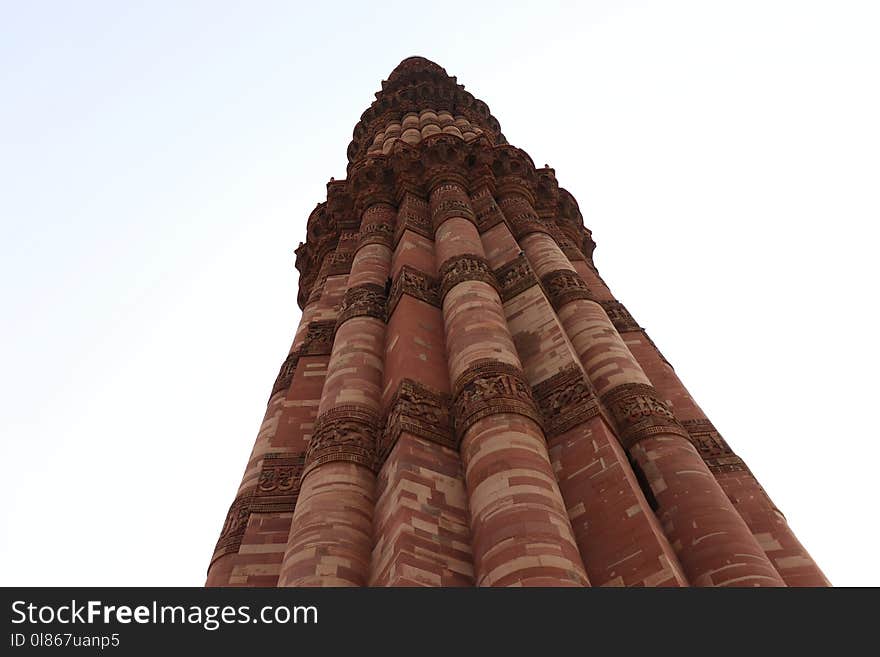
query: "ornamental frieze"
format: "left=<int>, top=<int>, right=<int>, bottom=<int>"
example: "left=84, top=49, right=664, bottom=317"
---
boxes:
left=507, top=212, right=549, bottom=240
left=438, top=253, right=500, bottom=302
left=326, top=249, right=354, bottom=276
left=681, top=419, right=747, bottom=474
left=269, top=350, right=300, bottom=399
left=540, top=269, right=594, bottom=310
left=300, top=320, right=337, bottom=356
left=452, top=359, right=542, bottom=441
left=470, top=190, right=507, bottom=234
left=210, top=493, right=252, bottom=567
left=256, top=452, right=306, bottom=499
left=386, top=266, right=440, bottom=316
left=304, top=405, right=379, bottom=475
left=599, top=383, right=688, bottom=450
left=430, top=182, right=474, bottom=231
left=357, top=221, right=394, bottom=250
left=494, top=253, right=538, bottom=302
left=346, top=76, right=506, bottom=166
left=559, top=239, right=586, bottom=263
left=600, top=300, right=641, bottom=333
left=394, top=194, right=431, bottom=246
left=431, top=198, right=476, bottom=229
left=335, top=283, right=387, bottom=328
left=209, top=459, right=304, bottom=570
left=532, top=365, right=600, bottom=438
left=305, top=276, right=326, bottom=305
left=680, top=418, right=717, bottom=434
left=378, top=379, right=454, bottom=465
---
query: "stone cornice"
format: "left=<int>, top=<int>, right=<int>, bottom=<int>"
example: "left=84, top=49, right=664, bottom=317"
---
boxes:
left=295, top=133, right=590, bottom=310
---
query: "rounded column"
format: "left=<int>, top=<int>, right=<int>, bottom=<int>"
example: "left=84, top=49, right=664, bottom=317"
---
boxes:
left=427, top=160, right=589, bottom=587
left=278, top=195, right=395, bottom=587
left=501, top=183, right=785, bottom=587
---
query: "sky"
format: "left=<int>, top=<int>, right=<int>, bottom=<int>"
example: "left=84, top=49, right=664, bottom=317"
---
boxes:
left=1, top=1, right=878, bottom=587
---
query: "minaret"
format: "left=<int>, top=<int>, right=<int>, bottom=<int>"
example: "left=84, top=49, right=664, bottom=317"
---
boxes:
left=206, top=57, right=828, bottom=587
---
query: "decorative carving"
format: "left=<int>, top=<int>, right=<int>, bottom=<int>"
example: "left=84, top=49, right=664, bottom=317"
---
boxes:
left=600, top=383, right=688, bottom=450
left=680, top=418, right=717, bottom=434
left=378, top=379, right=454, bottom=465
left=209, top=452, right=306, bottom=570
left=533, top=365, right=599, bottom=438
left=452, top=359, right=542, bottom=441
left=336, top=283, right=387, bottom=328
left=394, top=194, right=431, bottom=246
left=300, top=320, right=337, bottom=356
left=349, top=160, right=395, bottom=213
left=269, top=351, right=300, bottom=399
left=471, top=189, right=507, bottom=234
left=210, top=493, right=252, bottom=566
left=540, top=269, right=594, bottom=310
left=346, top=64, right=508, bottom=167
left=387, top=266, right=440, bottom=316
left=326, top=249, right=354, bottom=276
left=498, top=193, right=549, bottom=240
left=256, top=452, right=306, bottom=499
left=305, top=405, right=379, bottom=475
left=429, top=181, right=474, bottom=231
left=431, top=198, right=476, bottom=227
left=494, top=253, right=538, bottom=302
left=306, top=276, right=326, bottom=304
left=357, top=221, right=394, bottom=250
left=682, top=419, right=748, bottom=474
left=600, top=300, right=641, bottom=333
left=438, top=253, right=499, bottom=302
left=559, top=239, right=586, bottom=263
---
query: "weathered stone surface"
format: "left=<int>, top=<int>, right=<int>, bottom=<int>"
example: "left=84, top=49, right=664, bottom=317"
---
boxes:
left=208, top=56, right=825, bottom=588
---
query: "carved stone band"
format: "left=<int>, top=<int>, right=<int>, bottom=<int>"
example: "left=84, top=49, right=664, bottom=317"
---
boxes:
left=210, top=493, right=251, bottom=568
left=270, top=351, right=300, bottom=399
left=532, top=365, right=600, bottom=438
left=681, top=418, right=747, bottom=475
left=257, top=452, right=306, bottom=499
left=430, top=182, right=474, bottom=232
left=432, top=198, right=476, bottom=229
left=209, top=457, right=303, bottom=571
left=304, top=405, right=379, bottom=476
left=473, top=197, right=507, bottom=235
left=378, top=379, right=454, bottom=465
left=326, top=249, right=354, bottom=276
left=394, top=194, right=431, bottom=247
left=336, top=283, right=387, bottom=329
left=600, top=383, right=689, bottom=451
left=508, top=212, right=553, bottom=241
left=300, top=320, right=337, bottom=356
left=357, top=221, right=394, bottom=250
left=599, top=300, right=641, bottom=333
left=494, top=253, right=538, bottom=302
left=540, top=269, right=594, bottom=311
left=438, top=253, right=500, bottom=302
left=452, top=359, right=542, bottom=442
left=387, top=266, right=440, bottom=316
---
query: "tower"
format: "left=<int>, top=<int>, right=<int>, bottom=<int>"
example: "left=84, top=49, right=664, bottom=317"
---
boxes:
left=206, top=57, right=828, bottom=587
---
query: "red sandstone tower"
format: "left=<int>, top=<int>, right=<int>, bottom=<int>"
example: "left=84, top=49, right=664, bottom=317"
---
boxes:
left=206, top=57, right=828, bottom=587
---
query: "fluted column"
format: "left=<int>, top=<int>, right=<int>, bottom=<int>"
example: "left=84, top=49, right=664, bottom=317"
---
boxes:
left=501, top=184, right=786, bottom=587
left=278, top=200, right=395, bottom=587
left=429, top=172, right=589, bottom=587
left=369, top=191, right=475, bottom=586
left=473, top=183, right=687, bottom=587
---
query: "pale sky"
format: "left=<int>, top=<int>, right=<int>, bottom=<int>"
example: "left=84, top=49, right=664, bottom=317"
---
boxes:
left=1, top=1, right=878, bottom=586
